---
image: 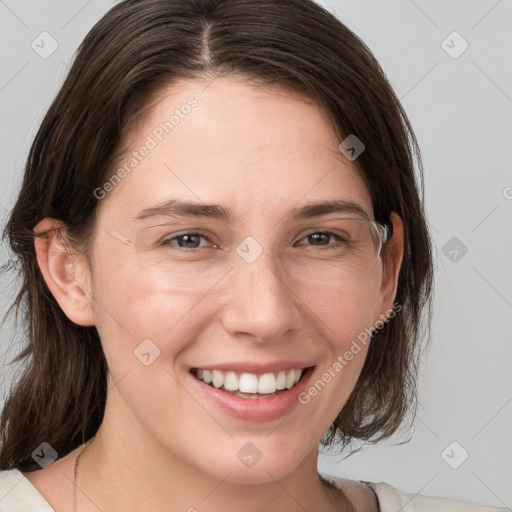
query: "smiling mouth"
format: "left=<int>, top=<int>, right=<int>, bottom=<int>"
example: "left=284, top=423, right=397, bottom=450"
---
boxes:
left=190, top=367, right=312, bottom=399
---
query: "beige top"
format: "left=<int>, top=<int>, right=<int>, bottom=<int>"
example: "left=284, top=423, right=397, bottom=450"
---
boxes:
left=0, top=468, right=508, bottom=511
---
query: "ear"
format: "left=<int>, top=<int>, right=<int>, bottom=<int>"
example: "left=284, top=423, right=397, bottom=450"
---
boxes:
left=33, top=218, right=95, bottom=326
left=378, top=212, right=404, bottom=315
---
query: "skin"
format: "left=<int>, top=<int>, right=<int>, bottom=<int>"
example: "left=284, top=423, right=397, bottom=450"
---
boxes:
left=27, top=76, right=403, bottom=512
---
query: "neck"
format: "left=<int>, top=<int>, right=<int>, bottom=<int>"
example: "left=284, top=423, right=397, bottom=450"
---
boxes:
left=74, top=424, right=350, bottom=512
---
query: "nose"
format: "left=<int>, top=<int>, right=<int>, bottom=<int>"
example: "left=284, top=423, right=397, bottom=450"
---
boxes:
left=220, top=249, right=302, bottom=342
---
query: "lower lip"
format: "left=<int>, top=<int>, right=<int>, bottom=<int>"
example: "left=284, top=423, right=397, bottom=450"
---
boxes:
left=189, top=367, right=315, bottom=422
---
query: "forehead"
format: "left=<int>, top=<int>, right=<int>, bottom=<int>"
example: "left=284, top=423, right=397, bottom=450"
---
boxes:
left=99, top=76, right=373, bottom=224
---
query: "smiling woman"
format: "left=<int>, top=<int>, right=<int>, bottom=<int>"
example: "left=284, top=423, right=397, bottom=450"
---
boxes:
left=0, top=1, right=505, bottom=511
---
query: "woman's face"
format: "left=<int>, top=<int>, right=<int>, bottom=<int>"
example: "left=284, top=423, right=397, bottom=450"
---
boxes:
left=84, top=76, right=400, bottom=484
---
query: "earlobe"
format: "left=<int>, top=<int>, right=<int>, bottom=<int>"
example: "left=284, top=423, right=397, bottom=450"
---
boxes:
left=34, top=218, right=95, bottom=327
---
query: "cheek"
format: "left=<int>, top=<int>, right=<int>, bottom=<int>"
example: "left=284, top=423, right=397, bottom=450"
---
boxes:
left=301, top=270, right=383, bottom=343
left=90, top=257, right=217, bottom=373
left=295, top=274, right=382, bottom=408
left=91, top=272, right=217, bottom=432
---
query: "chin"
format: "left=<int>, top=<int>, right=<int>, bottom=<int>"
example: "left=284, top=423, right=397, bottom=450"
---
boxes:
left=196, top=438, right=307, bottom=485
left=216, top=460, right=300, bottom=486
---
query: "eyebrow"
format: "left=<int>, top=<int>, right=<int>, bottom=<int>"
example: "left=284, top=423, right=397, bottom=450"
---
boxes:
left=133, top=199, right=369, bottom=223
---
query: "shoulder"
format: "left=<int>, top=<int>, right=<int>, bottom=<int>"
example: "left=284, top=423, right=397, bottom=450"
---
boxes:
left=0, top=469, right=54, bottom=511
left=320, top=473, right=509, bottom=512
left=328, top=476, right=380, bottom=511
left=367, top=481, right=509, bottom=511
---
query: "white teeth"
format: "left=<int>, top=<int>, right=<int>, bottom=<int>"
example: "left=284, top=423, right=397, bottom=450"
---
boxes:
left=285, top=369, right=295, bottom=389
left=276, top=371, right=286, bottom=390
left=239, top=373, right=258, bottom=393
left=202, top=369, right=212, bottom=384
left=257, top=373, right=277, bottom=394
left=224, top=371, right=238, bottom=391
left=212, top=370, right=224, bottom=388
left=193, top=368, right=305, bottom=395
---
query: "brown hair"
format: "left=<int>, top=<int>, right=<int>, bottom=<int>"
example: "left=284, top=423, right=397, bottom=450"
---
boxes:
left=1, top=0, right=432, bottom=471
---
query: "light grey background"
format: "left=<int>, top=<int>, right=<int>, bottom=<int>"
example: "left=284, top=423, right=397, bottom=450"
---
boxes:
left=1, top=0, right=511, bottom=508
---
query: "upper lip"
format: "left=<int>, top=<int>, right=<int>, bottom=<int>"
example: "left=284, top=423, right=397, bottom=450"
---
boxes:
left=190, top=361, right=315, bottom=374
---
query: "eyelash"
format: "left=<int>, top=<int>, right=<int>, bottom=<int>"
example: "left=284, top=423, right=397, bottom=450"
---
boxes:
left=160, top=231, right=347, bottom=251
